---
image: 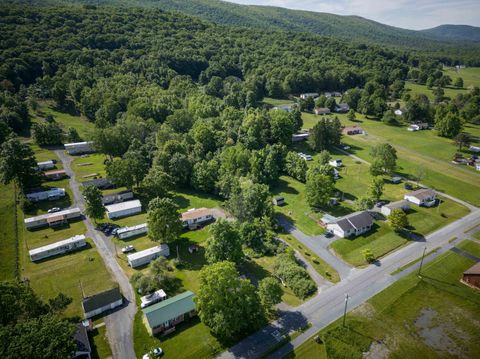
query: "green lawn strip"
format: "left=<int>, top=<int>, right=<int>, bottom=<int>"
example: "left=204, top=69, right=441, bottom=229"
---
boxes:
left=34, top=100, right=95, bottom=139
left=272, top=176, right=324, bottom=236
left=0, top=183, right=18, bottom=280
left=280, top=234, right=340, bottom=283
left=71, top=153, right=109, bottom=182
left=89, top=325, right=113, bottom=359
left=474, top=231, right=480, bottom=240
left=288, top=245, right=480, bottom=358
left=456, top=239, right=480, bottom=258
left=405, top=81, right=469, bottom=101
left=262, top=97, right=295, bottom=106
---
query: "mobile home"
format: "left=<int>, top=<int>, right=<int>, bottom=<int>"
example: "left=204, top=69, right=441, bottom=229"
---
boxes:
left=29, top=234, right=86, bottom=261
left=127, top=244, right=170, bottom=268
left=102, top=190, right=134, bottom=205
left=36, top=160, right=55, bottom=170
left=117, top=223, right=148, bottom=240
left=43, top=169, right=67, bottom=180
left=181, top=208, right=214, bottom=229
left=26, top=187, right=65, bottom=202
left=105, top=199, right=142, bottom=219
left=24, top=207, right=82, bottom=229
left=64, top=141, right=95, bottom=155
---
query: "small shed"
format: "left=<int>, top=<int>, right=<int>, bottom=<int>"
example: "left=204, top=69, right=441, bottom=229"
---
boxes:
left=462, top=262, right=480, bottom=289
left=273, top=196, right=285, bottom=206
left=391, top=176, right=402, bottom=184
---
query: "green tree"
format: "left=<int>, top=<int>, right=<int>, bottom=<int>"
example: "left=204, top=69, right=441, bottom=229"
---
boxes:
left=82, top=185, right=105, bottom=222
left=361, top=249, right=375, bottom=263
left=205, top=220, right=243, bottom=264
left=454, top=77, right=464, bottom=88
left=147, top=197, right=182, bottom=243
left=239, top=218, right=272, bottom=256
left=106, top=159, right=135, bottom=189
left=308, top=118, right=342, bottom=151
left=388, top=208, right=409, bottom=232
left=285, top=151, right=307, bottom=182
left=226, top=180, right=273, bottom=222
left=453, top=132, right=471, bottom=151
left=369, top=177, right=384, bottom=201
left=258, top=277, right=283, bottom=313
left=195, top=261, right=264, bottom=340
left=140, top=166, right=174, bottom=199
left=347, top=109, right=356, bottom=122
left=31, top=122, right=63, bottom=146
left=66, top=127, right=82, bottom=143
left=354, top=196, right=373, bottom=211
left=318, top=150, right=331, bottom=165
left=0, top=136, right=40, bottom=190
left=306, top=172, right=335, bottom=208
left=435, top=112, right=463, bottom=138
left=269, top=110, right=295, bottom=145
left=370, top=143, right=397, bottom=175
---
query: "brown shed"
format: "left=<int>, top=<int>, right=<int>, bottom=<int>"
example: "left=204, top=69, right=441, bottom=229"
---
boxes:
left=462, top=262, right=480, bottom=289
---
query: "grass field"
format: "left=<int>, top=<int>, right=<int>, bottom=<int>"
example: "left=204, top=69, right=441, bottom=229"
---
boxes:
left=330, top=197, right=468, bottom=266
left=287, top=240, right=480, bottom=358
left=33, top=101, right=95, bottom=139
left=405, top=82, right=468, bottom=101
left=263, top=97, right=295, bottom=107
left=444, top=66, right=480, bottom=89
left=71, top=153, right=109, bottom=182
left=0, top=183, right=18, bottom=281
left=456, top=239, right=480, bottom=258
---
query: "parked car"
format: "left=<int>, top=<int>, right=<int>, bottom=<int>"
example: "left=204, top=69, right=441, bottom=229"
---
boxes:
left=111, top=228, right=119, bottom=236
left=122, top=245, right=134, bottom=253
left=47, top=207, right=61, bottom=213
left=375, top=201, right=385, bottom=208
left=142, top=348, right=163, bottom=359
left=404, top=183, right=413, bottom=190
left=103, top=225, right=113, bottom=235
left=325, top=231, right=334, bottom=238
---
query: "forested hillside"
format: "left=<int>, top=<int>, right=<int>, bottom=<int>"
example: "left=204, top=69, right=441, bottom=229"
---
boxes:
left=16, top=0, right=480, bottom=59
left=421, top=25, right=480, bottom=43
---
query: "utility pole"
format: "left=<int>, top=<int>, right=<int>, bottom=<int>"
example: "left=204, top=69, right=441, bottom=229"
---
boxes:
left=342, top=294, right=350, bottom=327
left=417, top=246, right=427, bottom=277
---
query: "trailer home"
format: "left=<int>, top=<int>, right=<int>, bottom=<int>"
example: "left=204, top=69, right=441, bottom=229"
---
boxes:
left=26, top=187, right=66, bottom=202
left=127, top=244, right=170, bottom=268
left=181, top=208, right=214, bottom=229
left=102, top=190, right=134, bottom=205
left=29, top=234, right=86, bottom=261
left=117, top=223, right=148, bottom=240
left=64, top=141, right=95, bottom=155
left=44, top=169, right=67, bottom=180
left=36, top=160, right=55, bottom=170
left=105, top=200, right=142, bottom=219
left=24, top=207, right=82, bottom=229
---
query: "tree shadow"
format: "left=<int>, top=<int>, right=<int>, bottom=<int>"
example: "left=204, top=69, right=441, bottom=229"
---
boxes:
left=239, top=258, right=272, bottom=286
left=271, top=178, right=299, bottom=195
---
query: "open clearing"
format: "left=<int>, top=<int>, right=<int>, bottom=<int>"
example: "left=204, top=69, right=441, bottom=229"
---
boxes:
left=287, top=240, right=480, bottom=358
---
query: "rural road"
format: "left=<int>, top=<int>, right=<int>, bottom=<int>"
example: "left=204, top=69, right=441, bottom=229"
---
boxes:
left=217, top=206, right=480, bottom=359
left=56, top=150, right=136, bottom=359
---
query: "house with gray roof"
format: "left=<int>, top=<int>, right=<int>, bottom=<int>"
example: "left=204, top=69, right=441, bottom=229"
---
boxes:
left=404, top=188, right=436, bottom=207
left=326, top=211, right=373, bottom=238
left=381, top=200, right=410, bottom=216
left=142, top=291, right=196, bottom=335
left=73, top=323, right=92, bottom=359
left=82, top=287, right=123, bottom=319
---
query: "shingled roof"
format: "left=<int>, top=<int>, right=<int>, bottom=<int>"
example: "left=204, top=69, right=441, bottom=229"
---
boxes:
left=82, top=287, right=122, bottom=313
left=334, top=211, right=373, bottom=232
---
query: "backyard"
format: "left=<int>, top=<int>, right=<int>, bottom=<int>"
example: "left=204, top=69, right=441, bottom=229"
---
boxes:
left=287, top=240, right=480, bottom=358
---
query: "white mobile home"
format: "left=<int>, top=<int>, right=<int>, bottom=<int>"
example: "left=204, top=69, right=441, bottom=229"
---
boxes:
left=36, top=160, right=55, bottom=170
left=127, top=244, right=170, bottom=268
left=24, top=207, right=82, bottom=229
left=300, top=93, right=319, bottom=99
left=102, top=190, right=134, bottom=205
left=329, top=159, right=343, bottom=168
left=64, top=141, right=95, bottom=155
left=181, top=208, right=214, bottom=229
left=105, top=200, right=142, bottom=219
left=117, top=223, right=148, bottom=240
left=26, top=187, right=65, bottom=202
left=29, top=234, right=86, bottom=261
left=140, top=289, right=167, bottom=309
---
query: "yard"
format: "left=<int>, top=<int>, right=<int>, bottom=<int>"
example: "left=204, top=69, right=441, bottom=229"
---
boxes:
left=71, top=153, right=109, bottom=182
left=330, top=197, right=468, bottom=266
left=287, top=240, right=480, bottom=358
left=0, top=183, right=18, bottom=281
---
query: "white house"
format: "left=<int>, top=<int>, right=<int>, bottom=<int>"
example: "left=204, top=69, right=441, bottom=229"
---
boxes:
left=469, top=146, right=480, bottom=153
left=476, top=162, right=480, bottom=171
left=300, top=93, right=319, bottom=99
left=314, top=107, right=331, bottom=115
left=29, top=234, right=86, bottom=261
left=26, top=187, right=65, bottom=202
left=329, top=159, right=343, bottom=168
left=298, top=152, right=313, bottom=161
left=141, top=289, right=167, bottom=309
left=404, top=188, right=437, bottom=207
left=105, top=199, right=142, bottom=219
left=36, top=160, right=55, bottom=170
left=24, top=207, right=82, bottom=229
left=82, top=287, right=123, bottom=319
left=292, top=132, right=310, bottom=142
left=181, top=208, right=214, bottom=229
left=326, top=211, right=373, bottom=238
left=64, top=141, right=95, bottom=155
left=116, top=223, right=148, bottom=240
left=127, top=244, right=170, bottom=268
left=273, top=105, right=294, bottom=113
left=334, top=103, right=350, bottom=113
left=381, top=200, right=410, bottom=216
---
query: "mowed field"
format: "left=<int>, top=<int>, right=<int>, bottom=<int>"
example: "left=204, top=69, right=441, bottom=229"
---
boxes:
left=288, top=240, right=480, bottom=358
left=0, top=183, right=18, bottom=281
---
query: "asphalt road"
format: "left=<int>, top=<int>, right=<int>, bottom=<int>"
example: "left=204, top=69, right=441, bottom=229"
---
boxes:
left=56, top=150, right=137, bottom=359
left=218, top=207, right=480, bottom=359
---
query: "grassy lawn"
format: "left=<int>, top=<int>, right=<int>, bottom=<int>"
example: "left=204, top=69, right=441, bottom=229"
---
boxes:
left=0, top=183, right=18, bottom=281
left=90, top=325, right=113, bottom=359
left=473, top=230, right=480, bottom=241
left=330, top=197, right=468, bottom=267
left=288, top=241, right=480, bottom=358
left=71, top=153, right=109, bottom=182
left=33, top=100, right=95, bottom=139
left=263, top=97, right=295, bottom=106
left=280, top=234, right=340, bottom=283
left=405, top=81, right=468, bottom=101
left=443, top=66, right=480, bottom=89
left=456, top=239, right=480, bottom=258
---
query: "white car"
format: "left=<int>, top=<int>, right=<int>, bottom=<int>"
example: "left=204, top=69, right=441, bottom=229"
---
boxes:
left=47, top=207, right=61, bottom=213
left=121, top=245, right=134, bottom=253
left=142, top=348, right=163, bottom=359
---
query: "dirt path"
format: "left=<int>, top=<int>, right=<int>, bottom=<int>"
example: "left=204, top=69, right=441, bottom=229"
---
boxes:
left=56, top=150, right=136, bottom=359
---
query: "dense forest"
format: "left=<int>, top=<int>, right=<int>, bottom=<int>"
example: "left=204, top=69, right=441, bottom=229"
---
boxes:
left=12, top=0, right=480, bottom=63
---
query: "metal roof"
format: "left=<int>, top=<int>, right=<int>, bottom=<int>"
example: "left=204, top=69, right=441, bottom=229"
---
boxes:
left=24, top=207, right=82, bottom=224
left=105, top=199, right=141, bottom=213
left=127, top=244, right=169, bottom=262
left=117, top=223, right=148, bottom=235
left=181, top=208, right=212, bottom=221
left=143, top=291, right=195, bottom=328
left=29, top=234, right=86, bottom=256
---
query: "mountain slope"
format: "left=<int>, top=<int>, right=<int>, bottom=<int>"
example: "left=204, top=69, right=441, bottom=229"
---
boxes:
left=15, top=0, right=480, bottom=49
left=421, top=25, right=480, bottom=43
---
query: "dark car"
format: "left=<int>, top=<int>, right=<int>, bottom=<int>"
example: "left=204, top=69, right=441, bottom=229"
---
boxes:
left=404, top=183, right=413, bottom=190
left=375, top=201, right=385, bottom=208
left=325, top=231, right=334, bottom=238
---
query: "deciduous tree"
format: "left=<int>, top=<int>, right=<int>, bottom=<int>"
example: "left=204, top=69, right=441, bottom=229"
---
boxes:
left=147, top=197, right=182, bottom=243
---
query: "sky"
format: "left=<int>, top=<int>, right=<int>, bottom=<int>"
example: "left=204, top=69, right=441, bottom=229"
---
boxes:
left=226, top=0, right=480, bottom=30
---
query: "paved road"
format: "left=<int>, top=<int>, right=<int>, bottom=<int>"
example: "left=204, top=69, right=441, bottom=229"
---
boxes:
left=277, top=217, right=353, bottom=280
left=56, top=150, right=136, bottom=359
left=217, top=207, right=480, bottom=359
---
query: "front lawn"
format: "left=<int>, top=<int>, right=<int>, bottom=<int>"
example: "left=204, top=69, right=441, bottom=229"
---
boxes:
left=288, top=240, right=480, bottom=358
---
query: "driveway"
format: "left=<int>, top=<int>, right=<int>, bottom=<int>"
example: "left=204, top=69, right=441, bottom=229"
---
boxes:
left=56, top=150, right=136, bottom=359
